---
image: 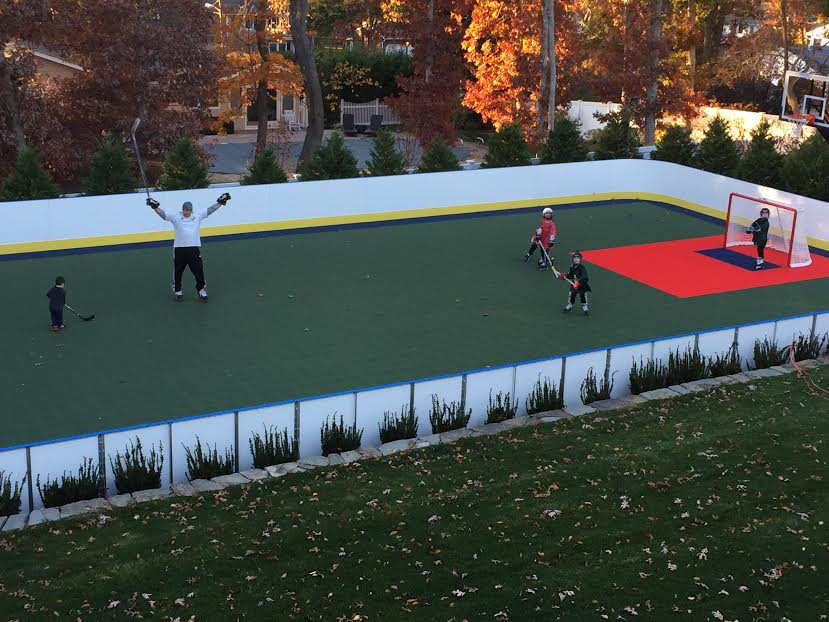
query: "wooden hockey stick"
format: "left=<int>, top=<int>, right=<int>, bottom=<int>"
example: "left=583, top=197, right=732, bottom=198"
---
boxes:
left=540, top=246, right=575, bottom=286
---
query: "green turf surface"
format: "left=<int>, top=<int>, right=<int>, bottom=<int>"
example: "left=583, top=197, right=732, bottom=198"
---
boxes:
left=1, top=369, right=827, bottom=620
left=2, top=200, right=828, bottom=447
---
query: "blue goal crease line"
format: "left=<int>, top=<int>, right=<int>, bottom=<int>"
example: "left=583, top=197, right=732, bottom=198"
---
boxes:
left=1, top=306, right=827, bottom=455
left=0, top=198, right=725, bottom=263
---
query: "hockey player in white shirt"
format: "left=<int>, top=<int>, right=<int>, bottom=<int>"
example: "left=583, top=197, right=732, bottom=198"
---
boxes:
left=147, top=193, right=231, bottom=301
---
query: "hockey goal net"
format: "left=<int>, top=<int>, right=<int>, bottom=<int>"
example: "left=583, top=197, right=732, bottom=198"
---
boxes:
left=723, top=193, right=811, bottom=267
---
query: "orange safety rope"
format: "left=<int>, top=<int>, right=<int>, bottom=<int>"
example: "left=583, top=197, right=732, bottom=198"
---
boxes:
left=789, top=340, right=829, bottom=400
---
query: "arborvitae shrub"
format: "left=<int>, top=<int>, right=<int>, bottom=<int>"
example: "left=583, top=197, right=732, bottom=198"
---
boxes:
left=241, top=146, right=288, bottom=185
left=694, top=116, right=740, bottom=176
left=109, top=438, right=163, bottom=494
left=1, top=145, right=60, bottom=201
left=302, top=132, right=360, bottom=180
left=84, top=135, right=137, bottom=195
left=158, top=135, right=210, bottom=190
left=418, top=137, right=461, bottom=173
left=782, top=134, right=829, bottom=201
left=540, top=117, right=589, bottom=164
left=629, top=357, right=668, bottom=394
left=708, top=345, right=742, bottom=377
left=379, top=406, right=418, bottom=443
left=184, top=437, right=234, bottom=481
left=593, top=109, right=641, bottom=160
left=483, top=122, right=532, bottom=168
left=525, top=375, right=564, bottom=414
left=320, top=414, right=363, bottom=456
left=366, top=129, right=406, bottom=176
left=580, top=368, right=613, bottom=404
left=751, top=337, right=788, bottom=369
left=666, top=345, right=707, bottom=386
left=428, top=395, right=471, bottom=433
left=736, top=119, right=783, bottom=187
left=249, top=425, right=298, bottom=468
left=652, top=124, right=696, bottom=165
left=0, top=470, right=24, bottom=515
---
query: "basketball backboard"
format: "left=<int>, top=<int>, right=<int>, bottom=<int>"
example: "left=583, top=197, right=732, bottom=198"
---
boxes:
left=781, top=70, right=829, bottom=128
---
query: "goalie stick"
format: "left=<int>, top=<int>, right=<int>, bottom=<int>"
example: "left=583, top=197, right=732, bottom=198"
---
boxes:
left=65, top=304, right=95, bottom=322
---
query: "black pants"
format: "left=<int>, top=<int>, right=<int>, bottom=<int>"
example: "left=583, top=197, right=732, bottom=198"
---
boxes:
left=50, top=308, right=63, bottom=327
left=569, top=290, right=587, bottom=304
left=757, top=243, right=766, bottom=259
left=174, top=246, right=206, bottom=291
left=528, top=242, right=550, bottom=259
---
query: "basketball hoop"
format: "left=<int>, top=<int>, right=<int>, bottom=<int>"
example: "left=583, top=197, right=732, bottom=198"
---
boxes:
left=790, top=113, right=816, bottom=138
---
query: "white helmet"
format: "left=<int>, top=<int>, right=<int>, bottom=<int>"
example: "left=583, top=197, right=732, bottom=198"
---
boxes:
left=542, top=207, right=553, bottom=218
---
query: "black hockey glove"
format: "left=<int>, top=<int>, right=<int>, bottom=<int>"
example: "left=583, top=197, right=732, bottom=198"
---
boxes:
left=147, top=198, right=160, bottom=210
left=217, top=192, right=231, bottom=205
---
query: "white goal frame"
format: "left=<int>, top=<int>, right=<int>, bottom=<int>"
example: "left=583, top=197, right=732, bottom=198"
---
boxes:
left=723, top=193, right=811, bottom=268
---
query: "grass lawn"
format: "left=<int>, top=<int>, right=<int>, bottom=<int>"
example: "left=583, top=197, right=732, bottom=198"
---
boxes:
left=1, top=367, right=827, bottom=620
left=3, top=200, right=829, bottom=448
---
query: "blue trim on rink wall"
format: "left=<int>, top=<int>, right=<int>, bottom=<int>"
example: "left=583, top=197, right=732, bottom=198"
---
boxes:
left=2, top=307, right=826, bottom=454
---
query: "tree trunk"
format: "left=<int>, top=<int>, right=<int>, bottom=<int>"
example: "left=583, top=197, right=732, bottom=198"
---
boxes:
left=290, top=0, right=324, bottom=171
left=255, top=11, right=270, bottom=155
left=537, top=2, right=550, bottom=139
left=688, top=0, right=696, bottom=91
left=621, top=2, right=633, bottom=104
left=537, top=0, right=555, bottom=139
left=781, top=0, right=790, bottom=85
left=0, top=55, right=25, bottom=150
left=644, top=0, right=663, bottom=146
left=425, top=0, right=434, bottom=84
left=547, top=0, right=556, bottom=133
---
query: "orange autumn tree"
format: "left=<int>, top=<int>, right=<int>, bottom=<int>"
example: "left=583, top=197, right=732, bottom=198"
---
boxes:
left=214, top=0, right=304, bottom=154
left=462, top=0, right=582, bottom=144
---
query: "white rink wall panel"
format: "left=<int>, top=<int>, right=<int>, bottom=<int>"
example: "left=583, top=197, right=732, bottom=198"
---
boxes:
left=171, top=414, right=235, bottom=484
left=607, top=343, right=653, bottom=399
left=30, top=437, right=99, bottom=510
left=356, top=384, right=412, bottom=449
left=237, top=404, right=295, bottom=471
left=773, top=316, right=816, bottom=348
left=412, top=376, right=463, bottom=437
left=465, top=368, right=515, bottom=428
left=0, top=448, right=30, bottom=513
left=653, top=335, right=697, bottom=366
left=814, top=312, right=829, bottom=341
left=3, top=161, right=829, bottom=252
left=104, top=425, right=170, bottom=496
left=298, top=394, right=355, bottom=458
left=697, top=328, right=737, bottom=360
left=735, top=322, right=778, bottom=370
left=562, top=351, right=609, bottom=407
left=514, top=359, right=564, bottom=416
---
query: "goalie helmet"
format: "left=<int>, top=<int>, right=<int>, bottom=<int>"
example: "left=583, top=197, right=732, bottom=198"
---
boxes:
left=760, top=207, right=770, bottom=217
left=542, top=207, right=554, bottom=218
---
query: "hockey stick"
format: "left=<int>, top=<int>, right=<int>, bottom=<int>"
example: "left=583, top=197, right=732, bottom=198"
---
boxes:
left=540, top=246, right=575, bottom=286
left=130, top=118, right=151, bottom=199
left=65, top=305, right=95, bottom=321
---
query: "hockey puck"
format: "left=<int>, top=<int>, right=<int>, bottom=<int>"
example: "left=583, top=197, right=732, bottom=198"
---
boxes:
left=257, top=293, right=264, bottom=298
left=304, top=328, right=309, bottom=332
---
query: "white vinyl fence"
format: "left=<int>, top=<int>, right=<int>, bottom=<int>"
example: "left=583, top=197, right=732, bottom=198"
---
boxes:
left=2, top=309, right=826, bottom=514
left=340, top=99, right=401, bottom=127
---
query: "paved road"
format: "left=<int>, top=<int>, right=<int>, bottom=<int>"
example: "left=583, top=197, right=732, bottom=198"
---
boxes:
left=204, top=136, right=471, bottom=174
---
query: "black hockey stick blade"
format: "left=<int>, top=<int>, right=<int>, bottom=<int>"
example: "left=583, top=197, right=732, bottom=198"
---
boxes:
left=65, top=305, right=95, bottom=321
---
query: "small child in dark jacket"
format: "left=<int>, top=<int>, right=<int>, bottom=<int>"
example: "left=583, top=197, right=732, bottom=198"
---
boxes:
left=47, top=276, right=66, bottom=332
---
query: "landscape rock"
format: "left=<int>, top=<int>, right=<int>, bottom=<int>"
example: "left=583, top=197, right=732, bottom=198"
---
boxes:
left=528, top=409, right=569, bottom=419
left=589, top=398, right=634, bottom=412
left=327, top=454, right=345, bottom=465
left=416, top=434, right=441, bottom=446
left=41, top=508, right=61, bottom=522
left=563, top=404, right=596, bottom=417
left=379, top=439, right=414, bottom=456
left=769, top=365, right=796, bottom=375
left=339, top=451, right=363, bottom=464
left=190, top=479, right=224, bottom=493
left=725, top=373, right=753, bottom=383
left=265, top=462, right=300, bottom=477
left=440, top=427, right=473, bottom=443
left=357, top=447, right=382, bottom=460
left=744, top=368, right=783, bottom=379
left=26, top=510, right=48, bottom=526
left=240, top=468, right=269, bottom=481
left=470, top=422, right=509, bottom=436
left=1, top=513, right=27, bottom=532
left=620, top=394, right=649, bottom=406
left=171, top=482, right=197, bottom=496
left=681, top=378, right=723, bottom=393
left=60, top=497, right=111, bottom=518
left=133, top=488, right=171, bottom=504
left=108, top=493, right=134, bottom=508
left=794, top=358, right=822, bottom=370
left=298, top=455, right=330, bottom=469
left=667, top=384, right=691, bottom=395
left=212, top=473, right=250, bottom=487
left=501, top=416, right=530, bottom=428
left=640, top=388, right=683, bottom=401
left=540, top=415, right=563, bottom=423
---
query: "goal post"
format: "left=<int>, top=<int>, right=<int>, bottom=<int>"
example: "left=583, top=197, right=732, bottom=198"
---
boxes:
left=723, top=193, right=812, bottom=268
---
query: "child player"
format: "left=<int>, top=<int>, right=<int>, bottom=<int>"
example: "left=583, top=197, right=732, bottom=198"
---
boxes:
left=46, top=276, right=66, bottom=332
left=746, top=207, right=770, bottom=270
left=558, top=251, right=591, bottom=316
left=524, top=207, right=557, bottom=270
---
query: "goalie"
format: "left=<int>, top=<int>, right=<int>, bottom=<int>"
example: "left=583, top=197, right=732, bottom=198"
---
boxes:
left=745, top=207, right=770, bottom=270
left=558, top=251, right=591, bottom=316
left=524, top=207, right=557, bottom=270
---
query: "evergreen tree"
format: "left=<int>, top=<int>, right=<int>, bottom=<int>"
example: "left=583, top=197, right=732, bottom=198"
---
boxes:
left=593, top=109, right=642, bottom=160
left=241, top=147, right=288, bottom=185
left=84, top=135, right=137, bottom=195
left=366, top=130, right=406, bottom=176
left=540, top=117, right=589, bottom=164
left=693, top=116, right=740, bottom=176
left=418, top=136, right=461, bottom=172
left=736, top=119, right=783, bottom=188
left=158, top=135, right=210, bottom=190
left=483, top=122, right=533, bottom=168
left=1, top=146, right=60, bottom=201
left=782, top=134, right=829, bottom=201
left=652, top=124, right=696, bottom=165
left=302, top=132, right=360, bottom=180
